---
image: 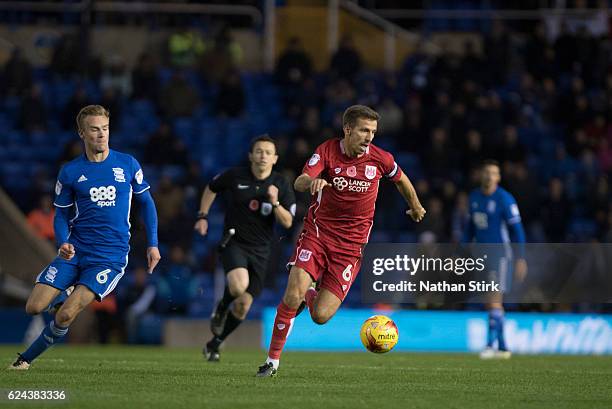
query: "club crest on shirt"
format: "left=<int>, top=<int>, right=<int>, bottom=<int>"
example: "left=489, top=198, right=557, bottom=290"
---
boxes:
left=347, top=166, right=356, bottom=177
left=298, top=249, right=312, bottom=262
left=308, top=154, right=320, bottom=167
left=113, top=167, right=126, bottom=183
left=365, top=165, right=377, bottom=180
left=334, top=167, right=342, bottom=174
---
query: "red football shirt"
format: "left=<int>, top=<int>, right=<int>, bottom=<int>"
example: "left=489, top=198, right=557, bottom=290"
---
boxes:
left=301, top=138, right=403, bottom=251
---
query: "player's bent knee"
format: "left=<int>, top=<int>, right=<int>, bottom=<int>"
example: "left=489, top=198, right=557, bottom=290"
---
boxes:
left=311, top=310, right=332, bottom=325
left=282, top=292, right=302, bottom=309
left=233, top=302, right=251, bottom=319
left=55, top=308, right=78, bottom=326
left=25, top=300, right=45, bottom=315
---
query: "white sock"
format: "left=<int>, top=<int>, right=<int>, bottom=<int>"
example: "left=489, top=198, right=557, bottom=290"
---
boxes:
left=265, top=357, right=279, bottom=370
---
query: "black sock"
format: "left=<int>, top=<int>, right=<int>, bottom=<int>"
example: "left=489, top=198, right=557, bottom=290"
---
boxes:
left=208, top=312, right=243, bottom=349
left=216, top=286, right=235, bottom=312
left=218, top=311, right=243, bottom=341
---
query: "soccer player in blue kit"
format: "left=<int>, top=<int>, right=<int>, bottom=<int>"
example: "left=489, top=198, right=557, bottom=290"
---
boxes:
left=462, top=160, right=527, bottom=359
left=9, top=105, right=161, bottom=370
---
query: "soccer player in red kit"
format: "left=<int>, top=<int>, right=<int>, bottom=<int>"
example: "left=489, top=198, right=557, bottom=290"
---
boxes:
left=256, top=105, right=426, bottom=377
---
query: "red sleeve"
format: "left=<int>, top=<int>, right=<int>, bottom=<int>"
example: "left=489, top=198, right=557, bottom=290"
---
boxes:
left=302, top=143, right=327, bottom=178
left=381, top=151, right=403, bottom=183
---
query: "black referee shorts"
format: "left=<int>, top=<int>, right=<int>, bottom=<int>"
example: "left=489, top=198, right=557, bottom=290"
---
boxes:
left=219, top=241, right=270, bottom=298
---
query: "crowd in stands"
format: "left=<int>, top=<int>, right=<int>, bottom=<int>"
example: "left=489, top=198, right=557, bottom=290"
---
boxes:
left=1, top=18, right=611, bottom=329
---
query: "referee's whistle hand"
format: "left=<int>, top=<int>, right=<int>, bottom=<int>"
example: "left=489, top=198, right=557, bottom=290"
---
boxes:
left=194, top=219, right=208, bottom=236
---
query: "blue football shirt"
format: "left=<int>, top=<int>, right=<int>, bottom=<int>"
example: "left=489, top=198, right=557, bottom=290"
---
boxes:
left=53, top=149, right=150, bottom=263
left=465, top=187, right=522, bottom=244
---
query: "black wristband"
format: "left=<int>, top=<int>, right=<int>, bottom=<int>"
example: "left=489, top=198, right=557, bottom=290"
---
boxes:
left=272, top=201, right=280, bottom=208
left=197, top=211, right=208, bottom=220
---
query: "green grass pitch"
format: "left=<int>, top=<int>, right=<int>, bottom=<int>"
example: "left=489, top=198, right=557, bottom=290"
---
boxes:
left=1, top=345, right=611, bottom=409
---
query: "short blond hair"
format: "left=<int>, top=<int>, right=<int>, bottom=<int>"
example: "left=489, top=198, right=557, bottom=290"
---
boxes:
left=76, top=105, right=110, bottom=132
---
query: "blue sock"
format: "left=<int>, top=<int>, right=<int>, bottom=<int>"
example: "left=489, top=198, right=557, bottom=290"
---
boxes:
left=45, top=290, right=69, bottom=312
left=486, top=311, right=496, bottom=347
left=491, top=308, right=507, bottom=351
left=21, top=320, right=68, bottom=363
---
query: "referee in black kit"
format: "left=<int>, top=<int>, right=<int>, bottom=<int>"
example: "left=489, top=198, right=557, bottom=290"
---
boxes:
left=194, top=135, right=296, bottom=361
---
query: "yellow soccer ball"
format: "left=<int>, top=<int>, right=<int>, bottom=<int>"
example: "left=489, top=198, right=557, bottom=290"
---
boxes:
left=360, top=315, right=399, bottom=353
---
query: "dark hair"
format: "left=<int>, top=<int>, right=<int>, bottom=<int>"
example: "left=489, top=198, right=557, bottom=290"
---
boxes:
left=481, top=159, right=500, bottom=169
left=342, top=105, right=380, bottom=128
left=250, top=134, right=277, bottom=153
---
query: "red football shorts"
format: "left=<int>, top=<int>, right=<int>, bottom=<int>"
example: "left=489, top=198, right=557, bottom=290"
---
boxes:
left=287, top=229, right=362, bottom=301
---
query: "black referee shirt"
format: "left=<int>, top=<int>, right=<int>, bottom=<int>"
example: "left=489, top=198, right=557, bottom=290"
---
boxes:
left=208, top=167, right=296, bottom=246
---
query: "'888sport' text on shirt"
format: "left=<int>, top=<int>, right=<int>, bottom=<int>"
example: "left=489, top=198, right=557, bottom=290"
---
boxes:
left=54, top=149, right=150, bottom=264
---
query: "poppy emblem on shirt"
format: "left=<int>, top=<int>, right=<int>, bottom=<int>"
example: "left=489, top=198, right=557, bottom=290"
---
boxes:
left=365, top=165, right=377, bottom=180
left=347, top=166, right=357, bottom=177
left=249, top=199, right=260, bottom=211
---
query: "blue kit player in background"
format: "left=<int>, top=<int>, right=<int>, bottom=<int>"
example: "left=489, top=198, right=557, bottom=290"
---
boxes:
left=462, top=160, right=527, bottom=359
left=9, top=105, right=161, bottom=370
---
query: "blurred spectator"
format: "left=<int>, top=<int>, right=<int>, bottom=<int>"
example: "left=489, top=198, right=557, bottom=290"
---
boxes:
left=100, top=87, right=122, bottom=127
left=483, top=20, right=511, bottom=85
left=199, top=28, right=241, bottom=85
left=118, top=267, right=156, bottom=344
left=541, top=178, right=572, bottom=242
left=62, top=86, right=90, bottom=130
left=156, top=245, right=198, bottom=314
left=144, top=122, right=189, bottom=166
left=462, top=129, right=486, bottom=175
left=275, top=37, right=312, bottom=86
left=497, top=126, right=526, bottom=164
left=424, top=128, right=455, bottom=185
left=153, top=175, right=191, bottom=248
left=90, top=295, right=118, bottom=344
left=416, top=197, right=446, bottom=242
left=100, top=55, right=132, bottom=98
left=50, top=34, right=81, bottom=78
left=167, top=29, right=205, bottom=68
left=597, top=139, right=612, bottom=173
left=26, top=194, right=55, bottom=242
left=376, top=97, right=403, bottom=137
left=588, top=175, right=610, bottom=231
left=451, top=191, right=469, bottom=243
left=505, top=163, right=539, bottom=226
left=330, top=35, right=363, bottom=83
left=159, top=72, right=200, bottom=118
left=19, top=85, right=47, bottom=132
left=58, top=140, right=83, bottom=166
left=2, top=48, right=32, bottom=97
left=215, top=69, right=245, bottom=117
left=131, top=53, right=160, bottom=101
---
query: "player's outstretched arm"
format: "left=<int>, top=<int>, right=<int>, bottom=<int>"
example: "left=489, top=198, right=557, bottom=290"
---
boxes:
left=295, top=173, right=328, bottom=195
left=394, top=173, right=426, bottom=222
left=134, top=190, right=160, bottom=274
left=194, top=186, right=217, bottom=236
